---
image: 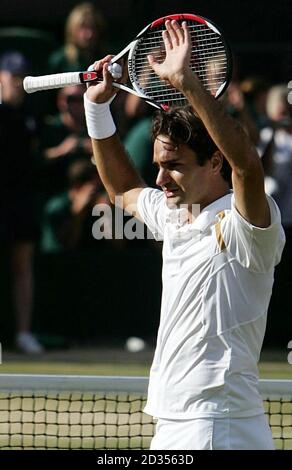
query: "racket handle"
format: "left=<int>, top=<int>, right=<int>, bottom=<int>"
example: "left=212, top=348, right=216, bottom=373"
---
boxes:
left=23, top=72, right=82, bottom=93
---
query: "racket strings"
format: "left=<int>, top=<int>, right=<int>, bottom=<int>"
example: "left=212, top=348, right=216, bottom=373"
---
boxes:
left=132, top=20, right=228, bottom=106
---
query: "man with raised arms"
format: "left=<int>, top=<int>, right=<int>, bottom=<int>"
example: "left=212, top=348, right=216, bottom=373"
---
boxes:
left=83, top=20, right=285, bottom=449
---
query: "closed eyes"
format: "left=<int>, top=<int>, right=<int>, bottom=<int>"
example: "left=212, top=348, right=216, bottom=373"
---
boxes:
left=153, top=161, right=181, bottom=170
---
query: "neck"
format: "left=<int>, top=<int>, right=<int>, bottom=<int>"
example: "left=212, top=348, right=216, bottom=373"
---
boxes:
left=187, top=186, right=230, bottom=223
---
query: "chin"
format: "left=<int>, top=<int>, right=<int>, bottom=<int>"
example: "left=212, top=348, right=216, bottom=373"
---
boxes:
left=166, top=196, right=183, bottom=209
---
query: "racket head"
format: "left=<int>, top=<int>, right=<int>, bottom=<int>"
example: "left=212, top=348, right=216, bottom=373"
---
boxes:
left=128, top=13, right=232, bottom=109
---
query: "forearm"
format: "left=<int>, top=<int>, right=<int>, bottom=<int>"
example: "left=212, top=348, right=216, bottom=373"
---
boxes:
left=84, top=87, right=145, bottom=204
left=91, top=134, right=145, bottom=203
left=182, top=74, right=270, bottom=225
left=236, top=107, right=259, bottom=145
left=181, top=72, right=261, bottom=173
left=44, top=145, right=67, bottom=159
left=44, top=135, right=78, bottom=160
left=149, top=19, right=269, bottom=226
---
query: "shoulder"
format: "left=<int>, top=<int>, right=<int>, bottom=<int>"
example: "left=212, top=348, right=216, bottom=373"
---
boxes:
left=229, top=192, right=282, bottom=228
left=259, top=126, right=273, bottom=142
left=137, top=188, right=166, bottom=240
left=45, top=192, right=70, bottom=214
left=137, top=187, right=165, bottom=207
left=126, top=117, right=152, bottom=139
left=48, top=47, right=74, bottom=73
left=48, top=47, right=65, bottom=65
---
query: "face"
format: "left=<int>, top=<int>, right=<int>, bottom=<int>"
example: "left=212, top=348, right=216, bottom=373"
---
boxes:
left=273, top=101, right=292, bottom=121
left=271, top=100, right=292, bottom=133
left=73, top=21, right=97, bottom=49
left=0, top=71, right=25, bottom=106
left=153, top=135, right=215, bottom=210
left=58, top=85, right=85, bottom=123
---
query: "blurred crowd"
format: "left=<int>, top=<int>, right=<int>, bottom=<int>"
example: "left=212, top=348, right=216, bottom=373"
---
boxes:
left=0, top=2, right=291, bottom=353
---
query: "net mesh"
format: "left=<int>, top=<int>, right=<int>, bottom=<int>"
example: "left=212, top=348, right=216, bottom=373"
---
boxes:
left=262, top=385, right=292, bottom=450
left=131, top=19, right=229, bottom=108
left=0, top=376, right=291, bottom=450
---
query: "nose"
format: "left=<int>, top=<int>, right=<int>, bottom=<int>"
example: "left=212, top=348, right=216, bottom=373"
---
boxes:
left=156, top=167, right=171, bottom=187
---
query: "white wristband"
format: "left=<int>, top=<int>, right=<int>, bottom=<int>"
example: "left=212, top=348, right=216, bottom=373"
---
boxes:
left=84, top=93, right=116, bottom=140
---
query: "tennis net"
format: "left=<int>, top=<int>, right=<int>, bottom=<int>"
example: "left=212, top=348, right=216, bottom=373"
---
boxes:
left=0, top=375, right=291, bottom=450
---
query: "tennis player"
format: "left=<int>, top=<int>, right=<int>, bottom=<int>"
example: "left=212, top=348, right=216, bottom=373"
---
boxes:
left=83, top=20, right=285, bottom=449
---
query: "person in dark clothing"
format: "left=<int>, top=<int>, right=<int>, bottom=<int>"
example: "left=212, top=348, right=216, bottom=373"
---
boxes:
left=0, top=51, right=43, bottom=353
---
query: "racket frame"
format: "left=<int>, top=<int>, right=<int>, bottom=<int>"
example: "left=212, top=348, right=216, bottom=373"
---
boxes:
left=122, top=13, right=232, bottom=106
left=23, top=13, right=232, bottom=108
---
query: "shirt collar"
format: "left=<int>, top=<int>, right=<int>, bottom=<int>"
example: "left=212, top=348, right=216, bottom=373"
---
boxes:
left=194, top=192, right=232, bottom=231
left=165, top=192, right=232, bottom=233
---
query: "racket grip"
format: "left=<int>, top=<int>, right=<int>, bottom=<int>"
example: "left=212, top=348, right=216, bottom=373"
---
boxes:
left=23, top=72, right=82, bottom=93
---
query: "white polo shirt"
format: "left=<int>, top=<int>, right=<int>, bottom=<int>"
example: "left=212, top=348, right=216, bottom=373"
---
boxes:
left=137, top=188, right=285, bottom=419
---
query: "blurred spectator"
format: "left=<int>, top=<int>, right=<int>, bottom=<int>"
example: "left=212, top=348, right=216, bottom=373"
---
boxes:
left=48, top=2, right=106, bottom=74
left=0, top=51, right=43, bottom=353
left=258, top=84, right=292, bottom=217
left=240, top=76, right=270, bottom=131
left=38, top=158, right=114, bottom=343
left=257, top=84, right=292, bottom=344
left=41, top=159, right=110, bottom=252
left=40, top=84, right=92, bottom=199
left=123, top=94, right=157, bottom=187
left=223, top=80, right=260, bottom=144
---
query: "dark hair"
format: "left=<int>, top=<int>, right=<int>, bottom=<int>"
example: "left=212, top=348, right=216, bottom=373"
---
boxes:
left=152, top=106, right=231, bottom=185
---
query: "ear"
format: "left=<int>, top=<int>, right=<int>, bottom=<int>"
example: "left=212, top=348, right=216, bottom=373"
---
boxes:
left=210, top=150, right=223, bottom=175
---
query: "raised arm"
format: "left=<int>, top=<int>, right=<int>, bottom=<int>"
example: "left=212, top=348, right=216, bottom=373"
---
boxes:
left=84, top=56, right=146, bottom=214
left=148, top=20, right=270, bottom=228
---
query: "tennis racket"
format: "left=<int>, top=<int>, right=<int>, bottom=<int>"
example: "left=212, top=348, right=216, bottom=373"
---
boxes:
left=23, top=13, right=232, bottom=110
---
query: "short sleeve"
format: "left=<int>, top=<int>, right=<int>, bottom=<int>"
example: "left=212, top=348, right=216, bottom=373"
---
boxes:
left=137, top=188, right=166, bottom=241
left=219, top=194, right=286, bottom=272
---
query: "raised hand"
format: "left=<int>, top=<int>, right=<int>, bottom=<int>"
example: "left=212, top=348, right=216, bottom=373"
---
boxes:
left=147, top=20, right=192, bottom=91
left=85, top=55, right=116, bottom=104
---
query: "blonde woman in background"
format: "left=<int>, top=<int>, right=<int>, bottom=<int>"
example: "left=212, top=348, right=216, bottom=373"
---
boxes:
left=48, top=2, right=106, bottom=74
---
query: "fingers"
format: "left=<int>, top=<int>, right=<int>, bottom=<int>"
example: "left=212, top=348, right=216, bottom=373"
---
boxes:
left=92, top=55, right=114, bottom=73
left=147, top=54, right=158, bottom=73
left=165, top=20, right=179, bottom=47
left=181, top=21, right=191, bottom=46
left=102, top=62, right=113, bottom=87
left=91, top=56, right=126, bottom=84
left=165, top=20, right=187, bottom=47
left=162, top=29, right=172, bottom=50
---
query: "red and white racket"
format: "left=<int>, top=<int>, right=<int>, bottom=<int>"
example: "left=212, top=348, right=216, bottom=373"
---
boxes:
left=23, top=13, right=232, bottom=110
